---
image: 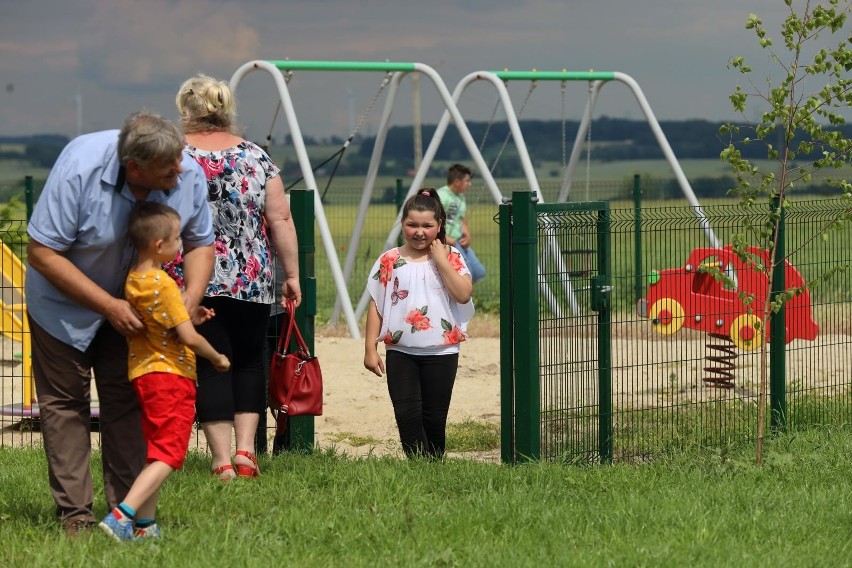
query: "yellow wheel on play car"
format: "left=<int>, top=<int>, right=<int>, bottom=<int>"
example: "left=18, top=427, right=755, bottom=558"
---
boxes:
left=649, top=298, right=685, bottom=335
left=730, top=314, right=763, bottom=351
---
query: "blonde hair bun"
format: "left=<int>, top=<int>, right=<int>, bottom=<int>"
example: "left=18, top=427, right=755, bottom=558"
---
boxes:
left=176, top=74, right=237, bottom=133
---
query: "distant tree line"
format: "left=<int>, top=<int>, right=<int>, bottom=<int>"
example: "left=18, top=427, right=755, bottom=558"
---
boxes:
left=0, top=135, right=69, bottom=168
left=355, top=117, right=852, bottom=166
left=10, top=118, right=852, bottom=190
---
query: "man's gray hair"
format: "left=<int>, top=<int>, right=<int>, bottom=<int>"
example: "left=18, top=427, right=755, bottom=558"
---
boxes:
left=117, top=111, right=184, bottom=166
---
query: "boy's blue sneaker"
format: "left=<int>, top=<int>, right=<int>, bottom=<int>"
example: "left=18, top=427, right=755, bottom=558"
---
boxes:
left=99, top=511, right=135, bottom=542
left=134, top=523, right=162, bottom=540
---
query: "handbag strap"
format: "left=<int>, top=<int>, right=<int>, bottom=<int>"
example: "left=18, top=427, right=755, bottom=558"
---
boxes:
left=275, top=299, right=312, bottom=357
left=278, top=300, right=311, bottom=357
left=275, top=302, right=296, bottom=355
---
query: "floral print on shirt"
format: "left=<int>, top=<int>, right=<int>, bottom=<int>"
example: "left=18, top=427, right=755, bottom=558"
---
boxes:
left=367, top=247, right=475, bottom=350
left=170, top=141, right=280, bottom=303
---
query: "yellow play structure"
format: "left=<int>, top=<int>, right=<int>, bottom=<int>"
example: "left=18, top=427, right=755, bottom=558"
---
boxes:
left=0, top=241, right=34, bottom=413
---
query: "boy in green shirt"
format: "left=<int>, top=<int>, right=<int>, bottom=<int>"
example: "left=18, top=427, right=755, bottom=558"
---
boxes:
left=436, top=164, right=485, bottom=283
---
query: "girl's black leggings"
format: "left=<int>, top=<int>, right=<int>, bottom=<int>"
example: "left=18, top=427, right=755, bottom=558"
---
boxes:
left=385, top=350, right=459, bottom=458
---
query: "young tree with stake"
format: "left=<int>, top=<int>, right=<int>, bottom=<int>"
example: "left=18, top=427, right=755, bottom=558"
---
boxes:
left=721, top=0, right=852, bottom=464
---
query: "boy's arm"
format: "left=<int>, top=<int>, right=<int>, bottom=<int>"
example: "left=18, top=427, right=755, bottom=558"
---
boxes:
left=174, top=320, right=230, bottom=372
left=459, top=217, right=471, bottom=248
left=190, top=305, right=215, bottom=326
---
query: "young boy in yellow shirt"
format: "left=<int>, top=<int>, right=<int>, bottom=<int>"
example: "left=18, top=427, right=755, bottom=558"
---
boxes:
left=100, top=201, right=229, bottom=541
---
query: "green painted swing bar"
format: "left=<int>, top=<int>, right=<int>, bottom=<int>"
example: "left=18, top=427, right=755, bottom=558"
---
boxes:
left=492, top=70, right=617, bottom=81
left=267, top=60, right=418, bottom=72
left=265, top=61, right=619, bottom=81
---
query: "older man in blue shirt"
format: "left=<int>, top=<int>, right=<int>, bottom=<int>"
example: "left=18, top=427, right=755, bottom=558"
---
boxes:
left=26, top=111, right=214, bottom=538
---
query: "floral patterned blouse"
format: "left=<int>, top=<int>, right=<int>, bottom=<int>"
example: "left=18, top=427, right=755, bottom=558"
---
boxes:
left=179, top=141, right=281, bottom=303
left=367, top=247, right=475, bottom=355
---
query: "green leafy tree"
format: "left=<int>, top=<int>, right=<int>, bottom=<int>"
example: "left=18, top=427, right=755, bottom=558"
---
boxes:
left=721, top=0, right=852, bottom=464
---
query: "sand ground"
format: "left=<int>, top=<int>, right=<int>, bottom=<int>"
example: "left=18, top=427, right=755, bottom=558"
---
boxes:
left=2, top=320, right=848, bottom=461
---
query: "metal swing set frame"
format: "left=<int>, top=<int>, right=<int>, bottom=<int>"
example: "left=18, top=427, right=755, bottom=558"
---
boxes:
left=0, top=62, right=722, bottom=421
left=228, top=61, right=721, bottom=338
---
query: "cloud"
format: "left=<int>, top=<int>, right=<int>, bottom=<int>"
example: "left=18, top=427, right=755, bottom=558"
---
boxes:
left=0, top=0, right=807, bottom=138
left=77, top=0, right=260, bottom=91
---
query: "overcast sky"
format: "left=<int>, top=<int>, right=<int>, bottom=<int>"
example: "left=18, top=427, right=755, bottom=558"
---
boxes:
left=1, top=1, right=797, bottom=142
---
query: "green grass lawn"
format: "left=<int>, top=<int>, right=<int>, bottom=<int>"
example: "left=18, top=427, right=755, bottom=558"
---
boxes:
left=2, top=427, right=852, bottom=566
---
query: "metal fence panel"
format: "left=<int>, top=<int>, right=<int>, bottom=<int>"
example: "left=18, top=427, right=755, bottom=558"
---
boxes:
left=504, top=196, right=852, bottom=463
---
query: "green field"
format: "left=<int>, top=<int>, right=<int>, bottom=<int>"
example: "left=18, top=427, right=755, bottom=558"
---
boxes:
left=4, top=156, right=851, bottom=326
left=0, top=160, right=49, bottom=183
left=312, top=190, right=852, bottom=327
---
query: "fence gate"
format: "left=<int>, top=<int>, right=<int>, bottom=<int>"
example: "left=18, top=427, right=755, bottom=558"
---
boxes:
left=500, top=191, right=612, bottom=464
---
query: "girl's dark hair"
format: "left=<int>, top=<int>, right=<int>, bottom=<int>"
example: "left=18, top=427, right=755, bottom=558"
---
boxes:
left=401, top=188, right=447, bottom=243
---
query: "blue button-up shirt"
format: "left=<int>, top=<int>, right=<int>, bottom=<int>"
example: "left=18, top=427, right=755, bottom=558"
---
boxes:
left=26, top=129, right=214, bottom=351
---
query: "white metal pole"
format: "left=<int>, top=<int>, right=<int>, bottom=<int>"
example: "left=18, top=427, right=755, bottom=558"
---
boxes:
left=230, top=60, right=362, bottom=338
left=613, top=72, right=721, bottom=248
left=331, top=72, right=404, bottom=323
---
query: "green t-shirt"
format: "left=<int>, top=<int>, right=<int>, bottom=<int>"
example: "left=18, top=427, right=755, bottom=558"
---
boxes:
left=437, top=185, right=466, bottom=241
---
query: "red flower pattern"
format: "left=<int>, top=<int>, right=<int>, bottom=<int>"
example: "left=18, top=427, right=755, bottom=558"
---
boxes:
left=405, top=308, right=431, bottom=332
left=378, top=249, right=400, bottom=286
left=448, top=250, right=465, bottom=273
left=245, top=256, right=261, bottom=280
left=199, top=157, right=225, bottom=178
left=442, top=326, right=465, bottom=345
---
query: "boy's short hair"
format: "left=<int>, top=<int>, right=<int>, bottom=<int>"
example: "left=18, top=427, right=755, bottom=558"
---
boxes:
left=128, top=201, right=180, bottom=250
left=447, top=163, right=472, bottom=184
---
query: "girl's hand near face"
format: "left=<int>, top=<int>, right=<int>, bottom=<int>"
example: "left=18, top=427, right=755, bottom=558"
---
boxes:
left=431, top=240, right=473, bottom=304
left=430, top=239, right=450, bottom=268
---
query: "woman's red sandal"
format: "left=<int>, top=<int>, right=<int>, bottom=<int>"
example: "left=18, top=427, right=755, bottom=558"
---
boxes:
left=212, top=463, right=235, bottom=482
left=234, top=450, right=259, bottom=478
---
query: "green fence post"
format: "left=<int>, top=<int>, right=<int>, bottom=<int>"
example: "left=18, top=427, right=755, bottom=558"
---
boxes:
left=770, top=199, right=787, bottom=433
left=511, top=190, right=540, bottom=462
left=633, top=174, right=643, bottom=303
left=287, top=189, right=317, bottom=452
left=25, top=176, right=34, bottom=220
left=499, top=198, right=514, bottom=464
left=597, top=205, right=613, bottom=463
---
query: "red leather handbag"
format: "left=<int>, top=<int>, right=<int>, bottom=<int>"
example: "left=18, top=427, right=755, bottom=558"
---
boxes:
left=269, top=300, right=323, bottom=434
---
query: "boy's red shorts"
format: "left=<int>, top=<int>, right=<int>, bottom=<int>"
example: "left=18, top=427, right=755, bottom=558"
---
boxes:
left=132, top=372, right=197, bottom=470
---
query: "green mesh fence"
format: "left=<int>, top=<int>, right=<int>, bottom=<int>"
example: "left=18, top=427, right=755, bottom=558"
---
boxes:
left=4, top=185, right=850, bottom=461
left=507, top=196, right=852, bottom=463
left=0, top=219, right=35, bottom=448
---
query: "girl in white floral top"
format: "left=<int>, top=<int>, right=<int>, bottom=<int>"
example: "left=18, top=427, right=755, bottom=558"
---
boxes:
left=364, top=188, right=475, bottom=458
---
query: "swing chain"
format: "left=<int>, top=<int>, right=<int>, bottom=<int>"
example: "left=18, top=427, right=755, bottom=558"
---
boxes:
left=478, top=80, right=507, bottom=153
left=263, top=71, right=294, bottom=152
left=283, top=72, right=393, bottom=194
left=345, top=72, right=393, bottom=147
left=490, top=80, right=537, bottom=174
left=560, top=80, right=567, bottom=171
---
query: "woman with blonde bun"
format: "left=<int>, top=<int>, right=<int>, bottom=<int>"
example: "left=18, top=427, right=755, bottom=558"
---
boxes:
left=173, top=74, right=302, bottom=480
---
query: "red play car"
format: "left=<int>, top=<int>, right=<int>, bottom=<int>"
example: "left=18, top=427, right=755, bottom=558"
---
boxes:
left=638, top=245, right=818, bottom=350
